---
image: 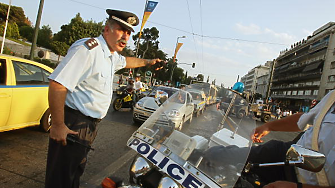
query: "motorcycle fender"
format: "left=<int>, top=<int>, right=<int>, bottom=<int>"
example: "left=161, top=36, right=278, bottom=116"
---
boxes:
left=124, top=95, right=132, bottom=102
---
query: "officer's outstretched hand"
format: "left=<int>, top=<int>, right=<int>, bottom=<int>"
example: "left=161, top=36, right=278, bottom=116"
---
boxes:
left=149, top=59, right=167, bottom=71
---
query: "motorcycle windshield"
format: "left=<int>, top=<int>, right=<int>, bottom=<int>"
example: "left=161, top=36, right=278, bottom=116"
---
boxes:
left=128, top=88, right=255, bottom=188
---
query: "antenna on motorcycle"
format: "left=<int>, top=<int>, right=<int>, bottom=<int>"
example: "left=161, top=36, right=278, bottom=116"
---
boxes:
left=218, top=82, right=245, bottom=130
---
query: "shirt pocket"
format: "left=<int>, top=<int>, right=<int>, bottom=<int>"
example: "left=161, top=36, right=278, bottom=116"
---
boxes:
left=100, top=71, right=111, bottom=94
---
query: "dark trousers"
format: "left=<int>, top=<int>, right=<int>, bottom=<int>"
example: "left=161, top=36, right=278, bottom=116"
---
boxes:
left=45, top=106, right=100, bottom=188
left=247, top=140, right=298, bottom=184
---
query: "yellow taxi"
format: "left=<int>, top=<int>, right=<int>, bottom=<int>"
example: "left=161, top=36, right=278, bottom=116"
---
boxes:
left=0, top=54, right=53, bottom=132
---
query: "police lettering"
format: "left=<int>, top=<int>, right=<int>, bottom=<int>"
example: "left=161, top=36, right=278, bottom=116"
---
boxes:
left=129, top=138, right=204, bottom=188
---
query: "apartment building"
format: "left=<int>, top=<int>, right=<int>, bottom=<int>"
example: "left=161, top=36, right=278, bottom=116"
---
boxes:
left=241, top=64, right=270, bottom=95
left=271, top=22, right=335, bottom=111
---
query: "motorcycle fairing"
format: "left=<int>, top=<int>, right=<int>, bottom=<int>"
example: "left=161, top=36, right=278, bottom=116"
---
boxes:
left=128, top=88, right=256, bottom=188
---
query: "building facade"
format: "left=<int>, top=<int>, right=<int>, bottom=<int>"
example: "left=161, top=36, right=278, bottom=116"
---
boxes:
left=271, top=22, right=335, bottom=112
left=241, top=64, right=270, bottom=96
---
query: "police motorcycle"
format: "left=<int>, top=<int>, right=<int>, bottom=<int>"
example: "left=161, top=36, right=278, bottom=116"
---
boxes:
left=102, top=80, right=327, bottom=188
left=103, top=83, right=254, bottom=188
left=113, top=79, right=136, bottom=111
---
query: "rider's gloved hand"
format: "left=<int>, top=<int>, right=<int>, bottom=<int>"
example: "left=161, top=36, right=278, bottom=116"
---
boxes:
left=252, top=125, right=270, bottom=143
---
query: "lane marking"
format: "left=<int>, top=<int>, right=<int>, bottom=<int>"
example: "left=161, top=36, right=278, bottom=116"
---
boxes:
left=85, top=149, right=137, bottom=186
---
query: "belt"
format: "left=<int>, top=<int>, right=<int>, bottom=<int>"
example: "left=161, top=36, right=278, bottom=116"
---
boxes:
left=64, top=105, right=102, bottom=123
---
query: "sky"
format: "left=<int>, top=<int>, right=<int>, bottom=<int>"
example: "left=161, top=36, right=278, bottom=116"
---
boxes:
left=4, top=0, right=335, bottom=87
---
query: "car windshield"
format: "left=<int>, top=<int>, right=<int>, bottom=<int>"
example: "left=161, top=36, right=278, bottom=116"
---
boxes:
left=169, top=90, right=186, bottom=104
left=148, top=87, right=177, bottom=98
left=190, top=92, right=201, bottom=100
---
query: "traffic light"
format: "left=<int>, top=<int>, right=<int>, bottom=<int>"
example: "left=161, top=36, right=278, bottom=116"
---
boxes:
left=192, top=63, right=195, bottom=68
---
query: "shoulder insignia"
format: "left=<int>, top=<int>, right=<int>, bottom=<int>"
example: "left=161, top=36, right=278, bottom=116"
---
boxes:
left=85, top=38, right=98, bottom=50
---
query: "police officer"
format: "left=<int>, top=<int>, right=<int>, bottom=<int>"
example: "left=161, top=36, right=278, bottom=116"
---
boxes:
left=45, top=9, right=162, bottom=188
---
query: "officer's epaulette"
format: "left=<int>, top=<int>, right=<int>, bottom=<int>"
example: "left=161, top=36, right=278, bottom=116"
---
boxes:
left=84, top=38, right=98, bottom=50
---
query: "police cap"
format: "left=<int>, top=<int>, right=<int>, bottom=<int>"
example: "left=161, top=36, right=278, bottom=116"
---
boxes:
left=106, top=9, right=139, bottom=32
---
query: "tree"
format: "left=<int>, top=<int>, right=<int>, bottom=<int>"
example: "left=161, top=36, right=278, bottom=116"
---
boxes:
left=197, top=74, right=204, bottom=81
left=50, top=41, right=69, bottom=63
left=37, top=25, right=53, bottom=49
left=0, top=22, right=20, bottom=39
left=53, top=13, right=103, bottom=47
left=19, top=25, right=33, bottom=41
left=132, top=27, right=167, bottom=77
left=0, top=3, right=30, bottom=26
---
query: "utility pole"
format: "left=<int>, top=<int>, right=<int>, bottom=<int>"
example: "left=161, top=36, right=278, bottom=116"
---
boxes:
left=266, top=59, right=276, bottom=103
left=30, top=0, right=45, bottom=60
left=0, top=0, right=12, bottom=54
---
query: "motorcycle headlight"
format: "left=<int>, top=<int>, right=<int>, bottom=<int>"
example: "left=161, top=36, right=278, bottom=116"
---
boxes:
left=158, top=176, right=182, bottom=188
left=116, top=90, right=122, bottom=95
left=168, top=109, right=180, bottom=117
left=135, top=101, right=144, bottom=108
left=129, top=156, right=154, bottom=185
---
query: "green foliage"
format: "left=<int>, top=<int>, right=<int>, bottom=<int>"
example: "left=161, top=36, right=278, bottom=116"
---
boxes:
left=184, top=76, right=193, bottom=85
left=2, top=46, right=15, bottom=55
left=37, top=25, right=53, bottom=49
left=19, top=25, right=33, bottom=41
left=0, top=3, right=30, bottom=26
left=50, top=41, right=69, bottom=56
left=132, top=27, right=164, bottom=59
left=0, top=22, right=20, bottom=39
left=132, top=27, right=169, bottom=79
left=53, top=13, right=103, bottom=46
left=197, top=74, right=204, bottom=81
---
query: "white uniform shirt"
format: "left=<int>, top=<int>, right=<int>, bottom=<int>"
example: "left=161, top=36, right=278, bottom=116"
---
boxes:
left=297, top=90, right=335, bottom=186
left=49, top=35, right=126, bottom=119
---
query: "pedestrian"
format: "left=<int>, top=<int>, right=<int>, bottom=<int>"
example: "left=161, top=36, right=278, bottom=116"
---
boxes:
left=45, top=9, right=162, bottom=188
left=276, top=107, right=281, bottom=119
left=134, top=75, right=144, bottom=92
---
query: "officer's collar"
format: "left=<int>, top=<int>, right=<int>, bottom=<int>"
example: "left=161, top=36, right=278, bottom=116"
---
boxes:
left=98, top=35, right=113, bottom=58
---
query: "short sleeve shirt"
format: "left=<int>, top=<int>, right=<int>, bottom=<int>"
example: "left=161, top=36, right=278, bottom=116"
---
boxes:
left=49, top=35, right=126, bottom=119
left=297, top=90, right=335, bottom=186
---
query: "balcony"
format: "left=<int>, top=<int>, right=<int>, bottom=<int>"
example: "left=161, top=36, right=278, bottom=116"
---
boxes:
left=272, top=71, right=322, bottom=83
left=308, top=41, right=328, bottom=54
left=271, top=94, right=317, bottom=100
left=271, top=84, right=319, bottom=90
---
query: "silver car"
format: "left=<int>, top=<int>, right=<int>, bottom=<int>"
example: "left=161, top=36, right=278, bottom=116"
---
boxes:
left=133, top=86, right=194, bottom=130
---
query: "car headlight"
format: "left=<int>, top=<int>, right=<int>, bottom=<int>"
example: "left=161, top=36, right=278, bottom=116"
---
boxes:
left=168, top=109, right=180, bottom=117
left=135, top=101, right=144, bottom=108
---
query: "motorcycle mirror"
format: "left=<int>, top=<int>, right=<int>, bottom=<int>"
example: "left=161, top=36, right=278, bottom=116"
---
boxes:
left=286, top=144, right=325, bottom=172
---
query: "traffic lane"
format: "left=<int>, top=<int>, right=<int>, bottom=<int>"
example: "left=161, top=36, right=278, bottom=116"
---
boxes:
left=0, top=126, right=48, bottom=188
left=81, top=107, right=139, bottom=187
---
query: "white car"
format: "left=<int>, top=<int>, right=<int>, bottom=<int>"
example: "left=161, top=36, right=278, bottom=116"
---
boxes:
left=186, top=89, right=206, bottom=117
left=133, top=86, right=194, bottom=130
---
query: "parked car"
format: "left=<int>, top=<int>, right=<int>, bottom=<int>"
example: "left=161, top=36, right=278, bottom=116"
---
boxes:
left=186, top=89, right=206, bottom=117
left=133, top=86, right=194, bottom=130
left=0, top=54, right=53, bottom=132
